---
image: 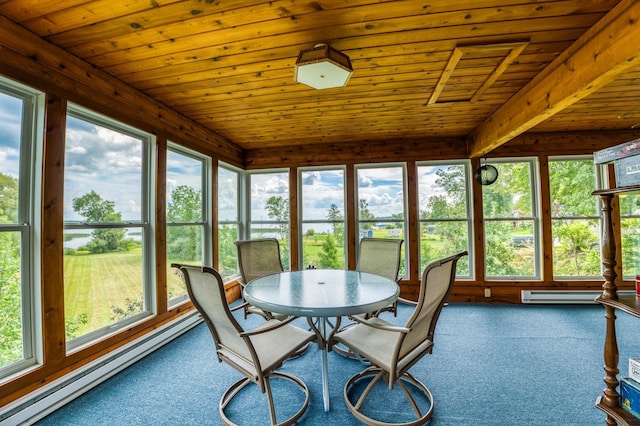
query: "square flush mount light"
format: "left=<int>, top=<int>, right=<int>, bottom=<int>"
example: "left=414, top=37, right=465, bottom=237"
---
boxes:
left=294, top=44, right=353, bottom=90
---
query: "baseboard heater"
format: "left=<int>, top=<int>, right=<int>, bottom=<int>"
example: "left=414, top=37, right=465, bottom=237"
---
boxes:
left=521, top=290, right=635, bottom=304
left=0, top=310, right=202, bottom=426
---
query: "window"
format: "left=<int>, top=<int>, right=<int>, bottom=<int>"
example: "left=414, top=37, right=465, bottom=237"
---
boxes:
left=355, top=164, right=407, bottom=276
left=417, top=161, right=472, bottom=277
left=482, top=159, right=540, bottom=279
left=166, top=145, right=211, bottom=305
left=218, top=163, right=242, bottom=279
left=248, top=170, right=290, bottom=269
left=64, top=104, right=155, bottom=350
left=549, top=157, right=601, bottom=279
left=299, top=167, right=346, bottom=269
left=0, top=78, right=42, bottom=377
left=619, top=193, right=640, bottom=279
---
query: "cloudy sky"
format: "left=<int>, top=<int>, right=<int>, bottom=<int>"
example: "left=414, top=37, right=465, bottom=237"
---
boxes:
left=0, top=92, right=22, bottom=181
left=64, top=114, right=145, bottom=222
left=300, top=169, right=344, bottom=221
left=250, top=171, right=289, bottom=221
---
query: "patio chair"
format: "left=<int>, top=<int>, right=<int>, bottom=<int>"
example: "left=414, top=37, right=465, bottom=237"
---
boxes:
left=332, top=251, right=468, bottom=426
left=172, top=264, right=315, bottom=426
left=235, top=238, right=286, bottom=320
left=356, top=237, right=404, bottom=317
left=333, top=238, right=403, bottom=359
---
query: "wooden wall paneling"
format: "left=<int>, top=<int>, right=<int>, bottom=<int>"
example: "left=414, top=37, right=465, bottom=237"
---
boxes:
left=495, top=132, right=640, bottom=157
left=41, top=94, right=67, bottom=365
left=538, top=156, right=554, bottom=282
left=0, top=15, right=243, bottom=167
left=244, top=138, right=468, bottom=169
left=289, top=168, right=299, bottom=271
left=155, top=137, right=168, bottom=315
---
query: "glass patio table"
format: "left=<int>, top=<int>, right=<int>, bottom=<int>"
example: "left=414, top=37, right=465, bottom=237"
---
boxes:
left=243, top=268, right=399, bottom=412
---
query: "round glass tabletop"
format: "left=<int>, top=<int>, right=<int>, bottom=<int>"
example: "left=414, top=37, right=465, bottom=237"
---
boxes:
left=243, top=269, right=399, bottom=317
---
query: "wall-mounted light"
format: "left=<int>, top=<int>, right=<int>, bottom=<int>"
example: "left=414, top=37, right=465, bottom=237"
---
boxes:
left=294, top=44, right=353, bottom=90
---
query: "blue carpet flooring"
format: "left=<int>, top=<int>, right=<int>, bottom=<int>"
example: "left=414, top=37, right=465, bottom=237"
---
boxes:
left=35, top=303, right=640, bottom=425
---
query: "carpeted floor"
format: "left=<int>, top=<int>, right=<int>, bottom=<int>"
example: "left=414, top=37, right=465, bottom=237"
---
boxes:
left=35, top=303, right=640, bottom=425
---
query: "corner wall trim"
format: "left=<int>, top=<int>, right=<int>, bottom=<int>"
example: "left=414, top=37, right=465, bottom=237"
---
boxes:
left=0, top=311, right=202, bottom=425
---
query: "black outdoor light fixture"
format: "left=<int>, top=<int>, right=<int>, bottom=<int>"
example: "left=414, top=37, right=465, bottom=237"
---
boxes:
left=474, top=162, right=499, bottom=186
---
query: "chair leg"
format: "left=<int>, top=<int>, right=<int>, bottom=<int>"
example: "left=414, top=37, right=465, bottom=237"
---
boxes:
left=219, top=372, right=309, bottom=426
left=343, top=367, right=434, bottom=426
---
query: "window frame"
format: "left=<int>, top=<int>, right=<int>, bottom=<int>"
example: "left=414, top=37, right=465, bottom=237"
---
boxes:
left=0, top=77, right=44, bottom=379
left=481, top=157, right=542, bottom=280
left=354, top=162, right=409, bottom=277
left=548, top=155, right=601, bottom=280
left=416, top=160, right=473, bottom=278
left=64, top=103, right=156, bottom=352
left=297, top=166, right=348, bottom=268
left=246, top=169, right=290, bottom=269
left=166, top=143, right=212, bottom=306
left=217, top=162, right=244, bottom=281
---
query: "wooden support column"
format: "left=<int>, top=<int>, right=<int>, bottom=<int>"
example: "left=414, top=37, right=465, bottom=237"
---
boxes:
left=155, top=137, right=168, bottom=314
left=41, top=94, right=67, bottom=365
left=211, top=160, right=219, bottom=269
left=346, top=165, right=357, bottom=269
left=406, top=161, right=420, bottom=284
left=538, top=156, right=553, bottom=282
left=471, top=157, right=486, bottom=284
left=289, top=167, right=299, bottom=271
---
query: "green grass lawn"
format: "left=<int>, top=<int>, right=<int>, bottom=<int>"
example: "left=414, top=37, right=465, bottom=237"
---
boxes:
left=64, top=248, right=144, bottom=338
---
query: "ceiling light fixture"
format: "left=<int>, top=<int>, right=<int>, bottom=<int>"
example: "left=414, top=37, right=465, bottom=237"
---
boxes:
left=294, top=43, right=353, bottom=90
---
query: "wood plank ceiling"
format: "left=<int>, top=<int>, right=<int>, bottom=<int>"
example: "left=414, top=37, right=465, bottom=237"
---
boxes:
left=1, top=0, right=639, bottom=156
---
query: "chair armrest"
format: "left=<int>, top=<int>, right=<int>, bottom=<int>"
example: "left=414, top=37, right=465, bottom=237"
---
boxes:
left=397, top=296, right=417, bottom=306
left=346, top=315, right=410, bottom=334
left=229, top=301, right=249, bottom=313
left=239, top=316, right=298, bottom=336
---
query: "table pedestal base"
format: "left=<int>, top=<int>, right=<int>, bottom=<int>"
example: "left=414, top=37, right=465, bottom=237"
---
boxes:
left=308, top=316, right=341, bottom=412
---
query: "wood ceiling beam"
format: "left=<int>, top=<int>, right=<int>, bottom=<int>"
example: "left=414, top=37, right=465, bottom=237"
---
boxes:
left=468, top=0, right=640, bottom=158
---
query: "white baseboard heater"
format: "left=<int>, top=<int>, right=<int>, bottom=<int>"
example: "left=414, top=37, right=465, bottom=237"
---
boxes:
left=0, top=310, right=202, bottom=426
left=521, top=290, right=635, bottom=304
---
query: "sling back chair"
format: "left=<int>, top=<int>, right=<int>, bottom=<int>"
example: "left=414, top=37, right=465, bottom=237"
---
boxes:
left=332, top=251, right=468, bottom=426
left=356, top=237, right=404, bottom=317
left=334, top=237, right=404, bottom=359
left=235, top=238, right=287, bottom=320
left=172, top=264, right=315, bottom=426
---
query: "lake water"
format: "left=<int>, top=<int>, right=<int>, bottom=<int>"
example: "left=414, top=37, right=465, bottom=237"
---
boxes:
left=64, top=231, right=142, bottom=249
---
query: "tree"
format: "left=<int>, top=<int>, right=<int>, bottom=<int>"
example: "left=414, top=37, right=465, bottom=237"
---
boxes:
left=263, top=195, right=290, bottom=265
left=265, top=195, right=289, bottom=240
left=549, top=160, right=601, bottom=276
left=326, top=203, right=344, bottom=241
left=0, top=173, right=21, bottom=366
left=167, top=185, right=201, bottom=222
left=0, top=172, right=18, bottom=223
left=554, top=221, right=599, bottom=276
left=421, top=165, right=468, bottom=265
left=359, top=199, right=375, bottom=229
left=217, top=224, right=239, bottom=277
left=318, top=235, right=340, bottom=268
left=72, top=191, right=127, bottom=253
left=167, top=185, right=202, bottom=261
